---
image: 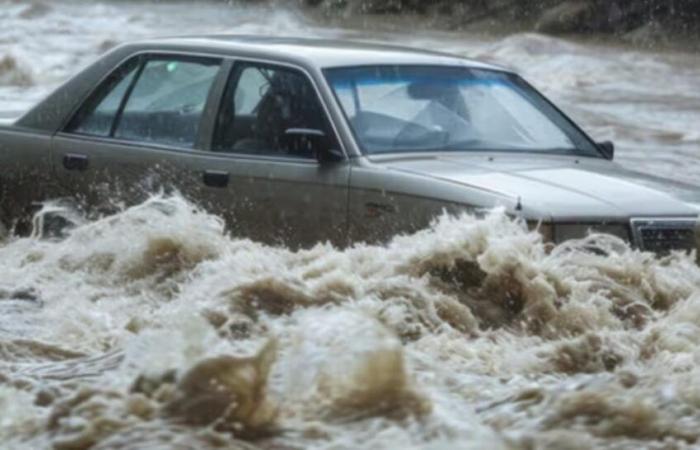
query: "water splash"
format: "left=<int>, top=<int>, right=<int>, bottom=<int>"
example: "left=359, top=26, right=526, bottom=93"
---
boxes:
left=0, top=195, right=699, bottom=449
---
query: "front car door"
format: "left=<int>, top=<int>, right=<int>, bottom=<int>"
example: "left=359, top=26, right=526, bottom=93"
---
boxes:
left=52, top=53, right=224, bottom=217
left=191, top=59, right=350, bottom=248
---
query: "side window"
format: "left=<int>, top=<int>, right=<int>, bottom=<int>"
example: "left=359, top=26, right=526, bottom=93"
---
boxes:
left=67, top=60, right=140, bottom=137
left=66, top=56, right=221, bottom=149
left=212, top=63, right=329, bottom=158
left=114, top=58, right=221, bottom=148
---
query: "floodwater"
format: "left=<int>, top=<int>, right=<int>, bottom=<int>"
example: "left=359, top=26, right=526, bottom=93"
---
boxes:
left=1, top=1, right=700, bottom=449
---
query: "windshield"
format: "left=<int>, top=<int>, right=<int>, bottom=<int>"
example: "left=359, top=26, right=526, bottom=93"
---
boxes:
left=324, top=65, right=599, bottom=156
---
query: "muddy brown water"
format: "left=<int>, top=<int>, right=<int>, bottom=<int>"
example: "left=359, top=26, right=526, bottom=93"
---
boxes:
left=1, top=1, right=700, bottom=449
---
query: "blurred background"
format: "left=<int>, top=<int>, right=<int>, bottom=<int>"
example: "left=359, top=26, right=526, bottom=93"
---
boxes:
left=2, top=0, right=699, bottom=183
left=302, top=0, right=700, bottom=45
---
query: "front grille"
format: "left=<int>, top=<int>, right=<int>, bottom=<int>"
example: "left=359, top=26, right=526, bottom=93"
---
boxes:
left=631, top=218, right=698, bottom=254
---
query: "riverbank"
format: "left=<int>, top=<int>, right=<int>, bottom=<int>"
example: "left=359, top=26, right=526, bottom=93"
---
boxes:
left=297, top=0, right=700, bottom=52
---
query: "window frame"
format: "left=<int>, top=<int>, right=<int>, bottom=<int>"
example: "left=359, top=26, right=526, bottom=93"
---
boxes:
left=57, top=51, right=348, bottom=162
left=61, top=52, right=226, bottom=151
left=209, top=57, right=347, bottom=164
left=323, top=64, right=605, bottom=159
left=63, top=55, right=144, bottom=138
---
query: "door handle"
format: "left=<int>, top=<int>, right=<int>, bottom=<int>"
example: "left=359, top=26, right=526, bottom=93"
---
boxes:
left=63, top=153, right=89, bottom=171
left=203, top=170, right=229, bottom=188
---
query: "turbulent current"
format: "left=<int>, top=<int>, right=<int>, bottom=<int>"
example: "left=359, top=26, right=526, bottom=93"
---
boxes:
left=2, top=1, right=700, bottom=449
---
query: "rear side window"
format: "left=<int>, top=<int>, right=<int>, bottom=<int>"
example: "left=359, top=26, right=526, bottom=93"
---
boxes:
left=114, top=59, right=220, bottom=147
left=66, top=55, right=222, bottom=149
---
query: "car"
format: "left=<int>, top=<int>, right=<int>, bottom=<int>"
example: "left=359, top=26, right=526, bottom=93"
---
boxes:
left=1, top=35, right=699, bottom=251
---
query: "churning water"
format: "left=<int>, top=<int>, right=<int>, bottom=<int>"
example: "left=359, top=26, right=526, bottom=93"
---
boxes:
left=1, top=1, right=700, bottom=449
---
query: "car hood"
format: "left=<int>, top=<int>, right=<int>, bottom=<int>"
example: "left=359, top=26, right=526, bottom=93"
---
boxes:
left=372, top=153, right=700, bottom=220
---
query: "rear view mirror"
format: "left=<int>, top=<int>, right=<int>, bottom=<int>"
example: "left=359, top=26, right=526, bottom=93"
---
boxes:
left=598, top=141, right=615, bottom=159
left=407, top=81, right=450, bottom=100
left=285, top=128, right=344, bottom=164
left=407, top=78, right=463, bottom=102
left=285, top=128, right=326, bottom=139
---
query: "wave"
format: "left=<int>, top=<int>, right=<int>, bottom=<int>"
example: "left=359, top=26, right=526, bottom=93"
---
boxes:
left=0, top=195, right=699, bottom=449
left=0, top=55, right=33, bottom=87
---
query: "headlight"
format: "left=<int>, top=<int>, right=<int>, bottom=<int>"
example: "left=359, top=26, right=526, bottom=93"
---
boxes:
left=553, top=223, right=630, bottom=244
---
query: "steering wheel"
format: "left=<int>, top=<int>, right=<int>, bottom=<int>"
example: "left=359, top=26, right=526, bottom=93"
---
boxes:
left=393, top=121, right=449, bottom=148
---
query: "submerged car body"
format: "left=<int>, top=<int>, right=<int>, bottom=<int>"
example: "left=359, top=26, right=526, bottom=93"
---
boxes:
left=0, top=35, right=698, bottom=251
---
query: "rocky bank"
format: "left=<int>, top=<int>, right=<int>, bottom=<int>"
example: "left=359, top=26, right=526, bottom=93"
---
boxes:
left=297, top=0, right=700, bottom=46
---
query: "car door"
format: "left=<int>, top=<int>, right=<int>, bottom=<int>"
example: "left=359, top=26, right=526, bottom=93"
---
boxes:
left=51, top=53, right=224, bottom=217
left=187, top=60, right=350, bottom=248
left=0, top=128, right=58, bottom=233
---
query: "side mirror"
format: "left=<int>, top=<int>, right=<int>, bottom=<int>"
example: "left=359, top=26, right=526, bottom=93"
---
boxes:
left=285, top=128, right=344, bottom=164
left=598, top=141, right=615, bottom=160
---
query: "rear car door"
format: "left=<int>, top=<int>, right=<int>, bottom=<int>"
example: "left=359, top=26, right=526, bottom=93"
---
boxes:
left=189, top=60, right=350, bottom=248
left=52, top=54, right=224, bottom=216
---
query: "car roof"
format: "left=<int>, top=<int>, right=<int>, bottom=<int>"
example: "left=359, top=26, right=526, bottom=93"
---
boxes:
left=136, top=34, right=506, bottom=71
left=15, top=34, right=508, bottom=133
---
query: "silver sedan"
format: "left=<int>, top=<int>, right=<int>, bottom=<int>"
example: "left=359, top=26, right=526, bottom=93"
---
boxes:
left=0, top=35, right=698, bottom=251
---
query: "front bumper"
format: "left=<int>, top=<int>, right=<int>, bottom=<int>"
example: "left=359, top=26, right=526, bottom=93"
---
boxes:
left=629, top=217, right=698, bottom=254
